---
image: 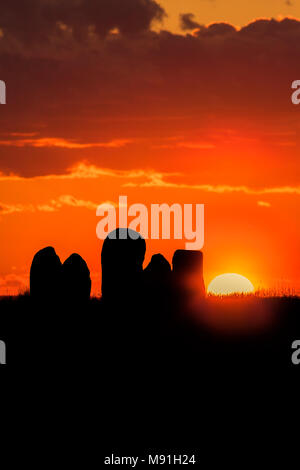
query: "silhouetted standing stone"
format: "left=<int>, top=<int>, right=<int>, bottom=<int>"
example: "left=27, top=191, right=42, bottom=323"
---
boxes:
left=144, top=253, right=172, bottom=305
left=144, top=253, right=173, bottom=328
left=172, top=250, right=206, bottom=302
left=101, top=228, right=146, bottom=304
left=144, top=254, right=171, bottom=280
left=62, top=253, right=91, bottom=304
left=30, top=246, right=62, bottom=301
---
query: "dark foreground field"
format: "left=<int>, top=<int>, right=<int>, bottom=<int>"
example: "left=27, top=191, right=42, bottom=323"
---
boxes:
left=1, top=293, right=299, bottom=370
left=1, top=294, right=299, bottom=457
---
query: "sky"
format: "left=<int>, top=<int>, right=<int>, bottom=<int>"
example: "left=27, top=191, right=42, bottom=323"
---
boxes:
left=160, top=0, right=300, bottom=32
left=0, top=0, right=299, bottom=295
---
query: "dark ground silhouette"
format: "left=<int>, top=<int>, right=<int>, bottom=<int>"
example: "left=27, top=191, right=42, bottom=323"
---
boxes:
left=0, top=228, right=299, bottom=455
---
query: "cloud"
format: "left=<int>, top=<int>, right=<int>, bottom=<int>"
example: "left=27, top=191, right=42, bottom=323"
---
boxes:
left=257, top=201, right=271, bottom=207
left=51, top=194, right=99, bottom=210
left=0, top=171, right=23, bottom=182
left=1, top=17, right=300, bottom=178
left=180, top=13, right=202, bottom=31
left=0, top=0, right=166, bottom=45
left=8, top=132, right=38, bottom=137
left=0, top=136, right=133, bottom=149
left=155, top=141, right=215, bottom=149
left=0, top=162, right=176, bottom=182
left=124, top=171, right=300, bottom=195
left=194, top=22, right=236, bottom=37
left=0, top=194, right=116, bottom=216
left=1, top=162, right=300, bottom=196
left=0, top=202, right=35, bottom=215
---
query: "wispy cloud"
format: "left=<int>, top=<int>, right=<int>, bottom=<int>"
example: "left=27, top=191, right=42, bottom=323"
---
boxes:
left=0, top=162, right=177, bottom=182
left=0, top=202, right=35, bottom=215
left=155, top=141, right=215, bottom=150
left=50, top=194, right=103, bottom=210
left=257, top=201, right=271, bottom=208
left=124, top=172, right=300, bottom=195
left=51, top=163, right=162, bottom=180
left=8, top=132, right=38, bottom=137
left=0, top=195, right=116, bottom=216
left=0, top=171, right=23, bottom=182
left=0, top=137, right=134, bottom=149
left=1, top=162, right=299, bottom=196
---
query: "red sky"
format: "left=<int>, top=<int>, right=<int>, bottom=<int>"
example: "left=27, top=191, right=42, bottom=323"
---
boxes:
left=0, top=0, right=299, bottom=295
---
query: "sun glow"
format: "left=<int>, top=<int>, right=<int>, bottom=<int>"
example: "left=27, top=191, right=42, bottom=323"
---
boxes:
left=207, top=273, right=255, bottom=296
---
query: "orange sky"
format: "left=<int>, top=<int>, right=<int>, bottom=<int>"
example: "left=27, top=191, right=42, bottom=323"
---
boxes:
left=0, top=0, right=299, bottom=295
left=160, top=0, right=300, bottom=32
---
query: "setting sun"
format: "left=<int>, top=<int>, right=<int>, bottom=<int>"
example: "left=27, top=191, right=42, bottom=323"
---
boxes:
left=207, top=273, right=255, bottom=296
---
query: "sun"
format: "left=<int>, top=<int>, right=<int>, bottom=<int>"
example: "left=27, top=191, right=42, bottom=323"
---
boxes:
left=207, top=273, right=255, bottom=296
